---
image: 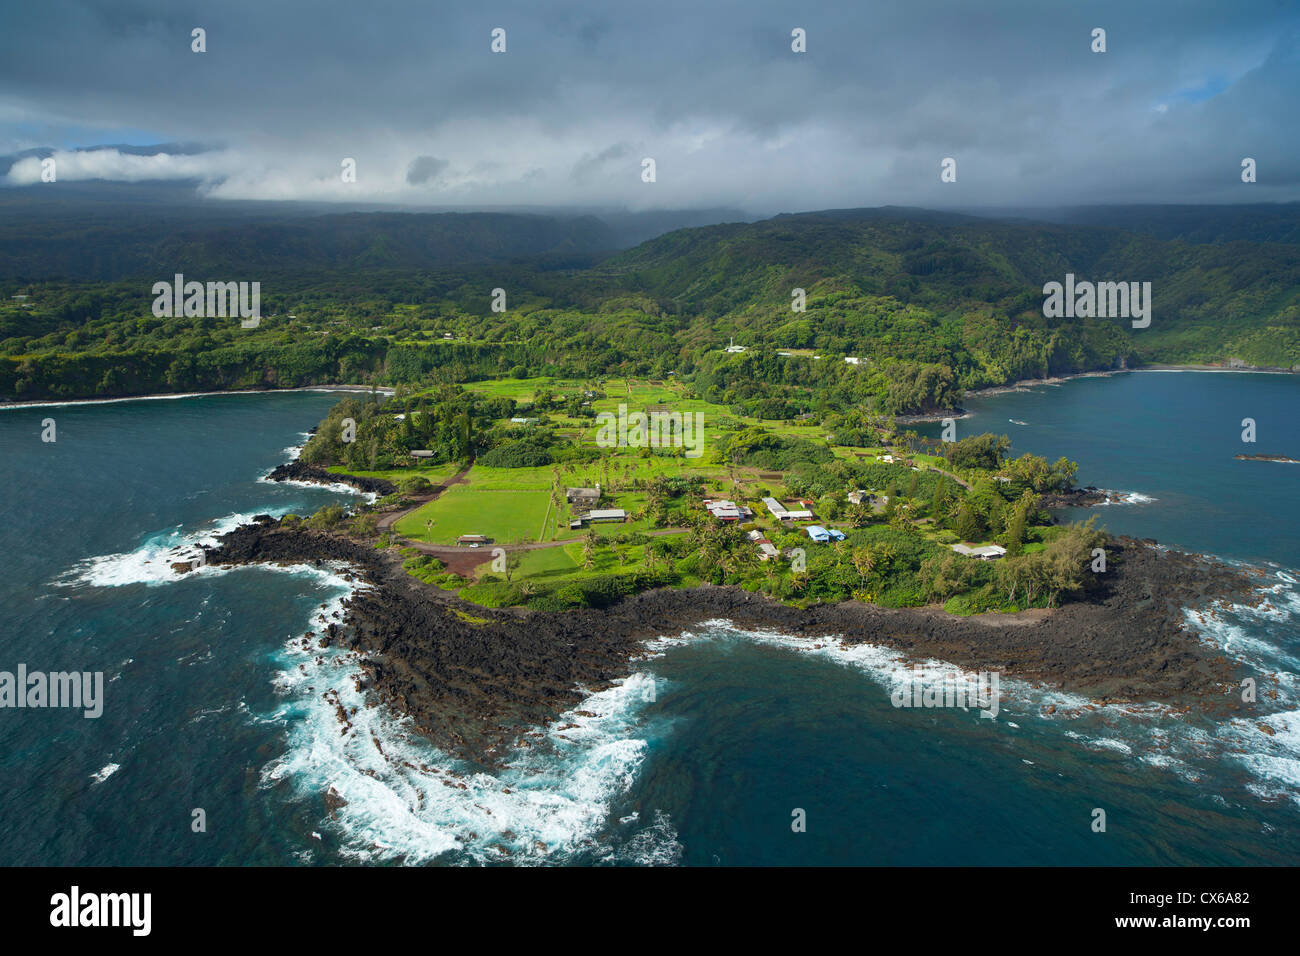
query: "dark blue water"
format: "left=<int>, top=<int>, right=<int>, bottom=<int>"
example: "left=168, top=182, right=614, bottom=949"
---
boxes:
left=920, top=371, right=1300, bottom=568
left=1, top=378, right=1296, bottom=866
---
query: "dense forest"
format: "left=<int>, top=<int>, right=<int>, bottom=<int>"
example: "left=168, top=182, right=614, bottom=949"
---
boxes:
left=3, top=205, right=1298, bottom=412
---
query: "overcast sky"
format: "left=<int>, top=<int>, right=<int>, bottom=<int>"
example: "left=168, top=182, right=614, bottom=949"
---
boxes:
left=1, top=0, right=1297, bottom=213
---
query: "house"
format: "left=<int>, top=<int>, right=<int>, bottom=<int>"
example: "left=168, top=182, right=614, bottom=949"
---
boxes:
left=805, top=526, right=832, bottom=543
left=566, top=486, right=601, bottom=505
left=757, top=542, right=780, bottom=561
left=703, top=498, right=752, bottom=522
left=724, top=336, right=747, bottom=353
left=765, top=496, right=814, bottom=521
left=457, top=534, right=490, bottom=545
left=582, top=509, right=626, bottom=524
left=951, top=543, right=1007, bottom=560
left=879, top=454, right=895, bottom=463
left=994, top=476, right=1011, bottom=484
left=848, top=490, right=888, bottom=512
left=746, top=529, right=766, bottom=542
left=510, top=417, right=540, bottom=426
left=443, top=332, right=454, bottom=339
left=409, top=450, right=435, bottom=459
left=844, top=356, right=861, bottom=365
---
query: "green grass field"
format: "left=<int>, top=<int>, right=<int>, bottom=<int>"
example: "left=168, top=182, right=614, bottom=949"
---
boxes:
left=394, top=484, right=553, bottom=545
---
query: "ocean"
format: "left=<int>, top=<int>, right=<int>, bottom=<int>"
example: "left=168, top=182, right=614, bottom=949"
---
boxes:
left=0, top=372, right=1296, bottom=865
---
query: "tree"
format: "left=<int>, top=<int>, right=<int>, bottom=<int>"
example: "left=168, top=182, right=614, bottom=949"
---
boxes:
left=851, top=547, right=876, bottom=586
left=954, top=502, right=983, bottom=542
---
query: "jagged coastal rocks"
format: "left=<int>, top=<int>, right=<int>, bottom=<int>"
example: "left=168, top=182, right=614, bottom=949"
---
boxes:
left=199, top=507, right=1265, bottom=766
left=265, top=460, right=398, bottom=496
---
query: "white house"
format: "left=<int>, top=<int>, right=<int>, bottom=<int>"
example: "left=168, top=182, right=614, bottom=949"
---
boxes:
left=951, top=543, right=1007, bottom=560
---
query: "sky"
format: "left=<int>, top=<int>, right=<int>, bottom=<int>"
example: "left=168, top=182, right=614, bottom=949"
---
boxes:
left=0, top=0, right=1297, bottom=214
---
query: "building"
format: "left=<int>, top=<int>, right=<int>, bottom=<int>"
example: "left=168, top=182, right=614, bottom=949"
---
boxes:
left=457, top=534, right=490, bottom=545
left=724, top=336, right=747, bottom=353
left=746, top=529, right=765, bottom=542
left=805, top=526, right=831, bottom=543
left=582, top=509, right=626, bottom=524
left=951, top=543, right=1007, bottom=560
left=510, top=417, right=540, bottom=426
left=566, top=486, right=601, bottom=505
left=409, top=450, right=435, bottom=459
left=764, top=497, right=813, bottom=521
left=703, top=498, right=752, bottom=522
left=844, top=356, right=861, bottom=365
left=757, top=542, right=780, bottom=561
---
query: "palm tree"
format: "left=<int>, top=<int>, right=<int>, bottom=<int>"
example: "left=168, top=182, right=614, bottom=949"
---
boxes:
left=852, top=547, right=876, bottom=586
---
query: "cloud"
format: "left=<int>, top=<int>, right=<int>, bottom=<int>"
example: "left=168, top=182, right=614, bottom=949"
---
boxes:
left=405, top=155, right=449, bottom=185
left=3, top=148, right=241, bottom=185
left=0, top=0, right=1296, bottom=210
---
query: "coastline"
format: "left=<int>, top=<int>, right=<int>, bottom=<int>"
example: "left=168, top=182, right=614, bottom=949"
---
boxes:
left=897, top=364, right=1297, bottom=423
left=0, top=383, right=394, bottom=411
left=207, top=518, right=1264, bottom=766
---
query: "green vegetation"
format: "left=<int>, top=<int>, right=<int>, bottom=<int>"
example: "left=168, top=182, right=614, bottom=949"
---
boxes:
left=4, top=209, right=1298, bottom=408
left=314, top=372, right=1112, bottom=617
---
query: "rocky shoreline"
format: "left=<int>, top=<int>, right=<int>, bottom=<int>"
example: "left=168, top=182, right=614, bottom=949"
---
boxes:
left=1037, top=486, right=1132, bottom=508
left=203, top=519, right=1266, bottom=767
left=265, top=460, right=397, bottom=496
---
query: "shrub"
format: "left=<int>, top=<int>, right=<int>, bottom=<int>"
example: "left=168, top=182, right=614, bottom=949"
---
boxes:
left=478, top=440, right=553, bottom=468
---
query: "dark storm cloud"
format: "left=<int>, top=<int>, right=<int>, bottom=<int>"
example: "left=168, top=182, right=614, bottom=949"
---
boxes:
left=406, top=155, right=450, bottom=185
left=0, top=0, right=1296, bottom=209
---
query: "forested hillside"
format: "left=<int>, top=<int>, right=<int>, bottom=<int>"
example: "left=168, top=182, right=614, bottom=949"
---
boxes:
left=2, top=206, right=1298, bottom=410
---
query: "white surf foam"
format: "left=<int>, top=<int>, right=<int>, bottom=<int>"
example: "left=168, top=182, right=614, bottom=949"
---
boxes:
left=262, top=622, right=674, bottom=865
left=685, top=618, right=1300, bottom=812
left=1094, top=490, right=1157, bottom=505
left=56, top=510, right=308, bottom=588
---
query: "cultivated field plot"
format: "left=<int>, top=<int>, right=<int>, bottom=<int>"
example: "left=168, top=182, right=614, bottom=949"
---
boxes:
left=394, top=483, right=552, bottom=545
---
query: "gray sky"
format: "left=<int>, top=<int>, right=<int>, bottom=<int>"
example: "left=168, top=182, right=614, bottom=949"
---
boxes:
left=1, top=0, right=1297, bottom=213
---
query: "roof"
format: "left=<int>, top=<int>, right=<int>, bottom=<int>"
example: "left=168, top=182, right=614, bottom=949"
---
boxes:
left=951, top=543, right=1008, bottom=558
left=457, top=534, right=489, bottom=542
left=585, top=509, right=626, bottom=520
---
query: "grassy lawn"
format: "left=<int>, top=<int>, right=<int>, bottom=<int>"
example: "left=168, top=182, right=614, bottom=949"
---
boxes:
left=327, top=461, right=461, bottom=485
left=394, top=484, right=552, bottom=544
